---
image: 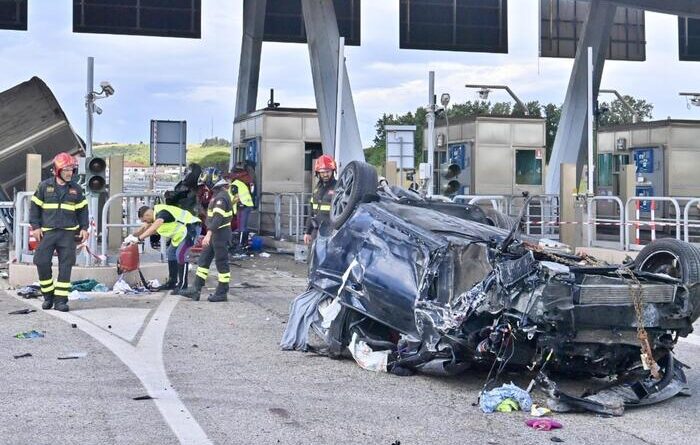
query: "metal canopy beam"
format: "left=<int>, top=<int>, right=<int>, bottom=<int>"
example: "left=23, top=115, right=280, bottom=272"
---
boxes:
left=546, top=0, right=616, bottom=194
left=234, top=0, right=266, bottom=119
left=586, top=0, right=700, bottom=18
left=301, top=0, right=364, bottom=168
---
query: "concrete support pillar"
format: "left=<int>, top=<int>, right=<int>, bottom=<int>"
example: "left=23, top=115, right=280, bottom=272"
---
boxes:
left=108, top=155, right=124, bottom=250
left=234, top=0, right=266, bottom=119
left=545, top=0, right=616, bottom=194
left=560, top=163, right=582, bottom=248
left=301, top=0, right=364, bottom=168
left=25, top=154, right=42, bottom=192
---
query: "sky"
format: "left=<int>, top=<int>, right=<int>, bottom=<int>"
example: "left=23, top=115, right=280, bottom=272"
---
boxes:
left=0, top=0, right=699, bottom=147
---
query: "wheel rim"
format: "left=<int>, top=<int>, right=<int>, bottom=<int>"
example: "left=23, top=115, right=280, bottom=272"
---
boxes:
left=331, top=167, right=354, bottom=219
left=638, top=250, right=682, bottom=280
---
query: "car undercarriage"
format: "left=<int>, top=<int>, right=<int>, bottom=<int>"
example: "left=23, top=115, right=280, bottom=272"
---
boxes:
left=282, top=161, right=700, bottom=416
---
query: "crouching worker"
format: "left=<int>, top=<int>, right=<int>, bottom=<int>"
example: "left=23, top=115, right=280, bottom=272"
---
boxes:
left=30, top=153, right=89, bottom=312
left=180, top=178, right=232, bottom=302
left=125, top=204, right=201, bottom=293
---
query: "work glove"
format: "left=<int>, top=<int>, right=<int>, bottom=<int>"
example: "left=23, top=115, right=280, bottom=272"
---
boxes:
left=124, top=234, right=139, bottom=245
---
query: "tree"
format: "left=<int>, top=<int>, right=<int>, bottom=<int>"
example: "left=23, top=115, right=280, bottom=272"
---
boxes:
left=202, top=137, right=231, bottom=147
left=198, top=151, right=230, bottom=171
left=544, top=103, right=561, bottom=162
left=597, top=95, right=654, bottom=127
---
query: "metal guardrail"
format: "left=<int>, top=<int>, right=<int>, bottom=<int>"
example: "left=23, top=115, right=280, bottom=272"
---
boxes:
left=100, top=192, right=162, bottom=264
left=683, top=198, right=700, bottom=244
left=587, top=196, right=624, bottom=250
left=274, top=193, right=301, bottom=243
left=13, top=192, right=34, bottom=263
left=453, top=195, right=507, bottom=213
left=625, top=196, right=681, bottom=250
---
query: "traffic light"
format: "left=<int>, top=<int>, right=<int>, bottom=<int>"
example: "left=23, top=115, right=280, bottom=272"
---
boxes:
left=440, top=161, right=462, bottom=196
left=440, top=144, right=469, bottom=197
left=85, top=156, right=107, bottom=193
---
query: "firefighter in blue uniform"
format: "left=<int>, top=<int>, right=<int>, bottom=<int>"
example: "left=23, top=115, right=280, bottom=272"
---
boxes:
left=29, top=152, right=89, bottom=312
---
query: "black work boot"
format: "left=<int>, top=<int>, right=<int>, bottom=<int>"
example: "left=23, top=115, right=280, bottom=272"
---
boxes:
left=180, top=276, right=204, bottom=301
left=41, top=293, right=54, bottom=310
left=156, top=261, right=178, bottom=291
left=53, top=296, right=69, bottom=312
left=207, top=281, right=229, bottom=302
left=170, top=263, right=187, bottom=295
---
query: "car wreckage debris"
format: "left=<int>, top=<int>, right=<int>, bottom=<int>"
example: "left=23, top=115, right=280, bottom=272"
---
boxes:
left=281, top=161, right=700, bottom=416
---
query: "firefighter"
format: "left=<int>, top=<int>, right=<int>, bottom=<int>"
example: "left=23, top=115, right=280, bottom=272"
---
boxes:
left=303, top=154, right=337, bottom=245
left=179, top=178, right=233, bottom=302
left=230, top=163, right=255, bottom=252
left=126, top=203, right=201, bottom=292
left=30, top=152, right=89, bottom=312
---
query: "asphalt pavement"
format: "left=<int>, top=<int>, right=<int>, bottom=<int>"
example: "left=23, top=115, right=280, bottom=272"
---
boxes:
left=1, top=253, right=699, bottom=445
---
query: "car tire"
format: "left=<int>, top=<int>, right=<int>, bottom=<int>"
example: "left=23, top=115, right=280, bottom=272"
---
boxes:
left=634, top=238, right=700, bottom=284
left=330, top=161, right=378, bottom=229
left=484, top=208, right=518, bottom=230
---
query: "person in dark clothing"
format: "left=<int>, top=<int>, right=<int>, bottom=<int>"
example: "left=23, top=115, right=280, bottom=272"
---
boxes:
left=179, top=178, right=233, bottom=302
left=30, top=152, right=89, bottom=312
left=165, top=163, right=202, bottom=215
left=126, top=203, right=201, bottom=293
left=304, top=154, right=337, bottom=245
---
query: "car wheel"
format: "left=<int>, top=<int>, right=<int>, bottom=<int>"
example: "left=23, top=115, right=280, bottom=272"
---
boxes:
left=484, top=208, right=518, bottom=230
left=634, top=238, right=700, bottom=284
left=330, top=161, right=378, bottom=229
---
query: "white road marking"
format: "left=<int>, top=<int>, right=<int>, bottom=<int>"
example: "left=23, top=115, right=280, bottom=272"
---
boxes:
left=71, top=308, right=151, bottom=342
left=14, top=293, right=212, bottom=445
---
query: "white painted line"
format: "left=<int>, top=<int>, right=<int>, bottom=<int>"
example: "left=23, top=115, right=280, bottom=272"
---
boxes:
left=13, top=293, right=212, bottom=445
left=72, top=308, right=151, bottom=342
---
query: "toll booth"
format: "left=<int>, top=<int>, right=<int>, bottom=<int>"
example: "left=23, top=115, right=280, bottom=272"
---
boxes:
left=425, top=116, right=547, bottom=197
left=231, top=107, right=322, bottom=236
left=597, top=120, right=700, bottom=215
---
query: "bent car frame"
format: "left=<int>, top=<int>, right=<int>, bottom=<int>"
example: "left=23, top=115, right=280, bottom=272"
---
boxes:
left=282, top=161, right=700, bottom=416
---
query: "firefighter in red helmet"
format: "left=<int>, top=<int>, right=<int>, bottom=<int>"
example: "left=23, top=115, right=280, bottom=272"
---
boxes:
left=29, top=152, right=89, bottom=312
left=304, top=154, right=337, bottom=245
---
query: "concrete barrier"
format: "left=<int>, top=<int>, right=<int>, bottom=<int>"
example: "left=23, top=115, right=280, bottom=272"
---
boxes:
left=9, top=262, right=168, bottom=288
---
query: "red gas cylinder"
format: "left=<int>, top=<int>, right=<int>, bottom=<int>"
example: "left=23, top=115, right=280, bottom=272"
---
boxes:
left=118, top=243, right=140, bottom=273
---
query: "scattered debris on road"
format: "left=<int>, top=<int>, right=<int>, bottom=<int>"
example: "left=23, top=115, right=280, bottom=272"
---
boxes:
left=57, top=352, right=87, bottom=360
left=17, top=285, right=41, bottom=299
left=132, top=395, right=154, bottom=401
left=13, top=353, right=32, bottom=359
left=8, top=308, right=36, bottom=315
left=526, top=418, right=563, bottom=431
left=14, top=330, right=45, bottom=339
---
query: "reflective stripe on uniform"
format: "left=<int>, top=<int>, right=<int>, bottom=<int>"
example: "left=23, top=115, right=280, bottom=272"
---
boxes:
left=207, top=207, right=233, bottom=218
left=39, top=278, right=54, bottom=293
left=32, top=197, right=87, bottom=211
left=310, top=198, right=331, bottom=211
left=41, top=225, right=79, bottom=232
left=217, top=272, right=231, bottom=283
left=196, top=266, right=209, bottom=280
left=54, top=281, right=71, bottom=297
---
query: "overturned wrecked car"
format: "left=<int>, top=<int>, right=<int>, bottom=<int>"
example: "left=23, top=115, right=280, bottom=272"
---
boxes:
left=282, top=161, right=700, bottom=416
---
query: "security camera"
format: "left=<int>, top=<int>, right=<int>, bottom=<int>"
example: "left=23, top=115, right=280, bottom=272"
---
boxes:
left=478, top=88, right=490, bottom=101
left=440, top=93, right=451, bottom=107
left=100, top=81, right=115, bottom=96
left=94, top=105, right=103, bottom=115
left=691, top=96, right=700, bottom=107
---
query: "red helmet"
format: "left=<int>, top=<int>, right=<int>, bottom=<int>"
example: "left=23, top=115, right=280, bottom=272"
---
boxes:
left=314, top=154, right=336, bottom=173
left=53, top=152, right=77, bottom=177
